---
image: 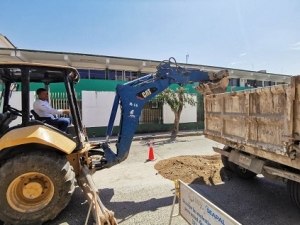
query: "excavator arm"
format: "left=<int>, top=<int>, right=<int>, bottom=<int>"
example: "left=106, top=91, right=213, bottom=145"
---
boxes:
left=100, top=58, right=229, bottom=168
left=82, top=58, right=229, bottom=224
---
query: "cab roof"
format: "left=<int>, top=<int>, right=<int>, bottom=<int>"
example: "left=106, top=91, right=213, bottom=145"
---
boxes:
left=0, top=62, right=80, bottom=83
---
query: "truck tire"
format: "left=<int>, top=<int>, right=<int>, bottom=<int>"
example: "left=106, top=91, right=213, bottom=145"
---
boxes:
left=231, top=163, right=256, bottom=179
left=287, top=179, right=300, bottom=208
left=221, top=146, right=232, bottom=170
left=0, top=151, right=76, bottom=225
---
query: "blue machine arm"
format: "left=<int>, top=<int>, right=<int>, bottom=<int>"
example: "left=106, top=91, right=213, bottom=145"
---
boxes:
left=101, top=58, right=229, bottom=168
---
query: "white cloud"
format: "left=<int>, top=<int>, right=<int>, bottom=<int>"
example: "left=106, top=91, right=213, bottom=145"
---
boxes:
left=239, top=53, right=247, bottom=57
left=230, top=60, right=246, bottom=65
left=291, top=42, right=300, bottom=50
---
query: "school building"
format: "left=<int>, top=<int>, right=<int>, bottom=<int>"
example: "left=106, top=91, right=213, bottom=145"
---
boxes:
left=0, top=34, right=291, bottom=136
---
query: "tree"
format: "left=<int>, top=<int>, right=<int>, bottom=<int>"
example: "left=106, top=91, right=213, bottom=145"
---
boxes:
left=157, top=86, right=196, bottom=138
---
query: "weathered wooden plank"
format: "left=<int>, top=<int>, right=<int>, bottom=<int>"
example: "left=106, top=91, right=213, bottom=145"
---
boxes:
left=204, top=81, right=300, bottom=164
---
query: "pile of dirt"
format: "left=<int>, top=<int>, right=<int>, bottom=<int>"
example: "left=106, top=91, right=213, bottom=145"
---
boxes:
left=154, top=155, right=226, bottom=185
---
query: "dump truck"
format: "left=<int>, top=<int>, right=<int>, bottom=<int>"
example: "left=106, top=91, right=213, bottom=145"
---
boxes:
left=204, top=75, right=300, bottom=208
left=0, top=58, right=229, bottom=225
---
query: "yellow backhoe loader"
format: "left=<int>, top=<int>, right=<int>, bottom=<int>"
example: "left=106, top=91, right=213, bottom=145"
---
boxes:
left=0, top=59, right=229, bottom=225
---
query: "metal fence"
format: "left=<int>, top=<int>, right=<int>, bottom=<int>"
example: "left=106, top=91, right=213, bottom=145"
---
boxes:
left=140, top=96, right=204, bottom=124
left=197, top=95, right=204, bottom=122
left=49, top=92, right=82, bottom=118
left=139, top=100, right=164, bottom=124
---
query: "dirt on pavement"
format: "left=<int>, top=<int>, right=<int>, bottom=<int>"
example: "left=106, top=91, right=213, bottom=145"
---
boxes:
left=154, top=154, right=229, bottom=185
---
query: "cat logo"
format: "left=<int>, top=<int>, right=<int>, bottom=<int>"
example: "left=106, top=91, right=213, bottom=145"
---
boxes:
left=142, top=89, right=152, bottom=98
left=136, top=87, right=158, bottom=100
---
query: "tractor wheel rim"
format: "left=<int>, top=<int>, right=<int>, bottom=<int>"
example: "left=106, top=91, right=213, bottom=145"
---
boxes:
left=7, top=172, right=54, bottom=213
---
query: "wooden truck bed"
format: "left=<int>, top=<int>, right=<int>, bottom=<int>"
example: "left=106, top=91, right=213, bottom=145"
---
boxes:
left=204, top=76, right=300, bottom=169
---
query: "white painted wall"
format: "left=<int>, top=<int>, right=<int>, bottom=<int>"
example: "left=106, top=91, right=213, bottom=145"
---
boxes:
left=82, top=91, right=196, bottom=127
left=9, top=91, right=36, bottom=126
left=82, top=91, right=121, bottom=127
left=163, top=95, right=197, bottom=124
left=7, top=91, right=197, bottom=128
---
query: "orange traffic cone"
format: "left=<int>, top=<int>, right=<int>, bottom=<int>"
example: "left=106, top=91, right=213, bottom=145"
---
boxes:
left=147, top=141, right=155, bottom=161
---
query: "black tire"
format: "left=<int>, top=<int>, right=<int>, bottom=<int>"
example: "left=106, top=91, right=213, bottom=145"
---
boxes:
left=221, top=155, right=230, bottom=169
left=0, top=151, right=76, bottom=225
left=231, top=163, right=256, bottom=179
left=287, top=179, right=300, bottom=208
left=221, top=146, right=232, bottom=170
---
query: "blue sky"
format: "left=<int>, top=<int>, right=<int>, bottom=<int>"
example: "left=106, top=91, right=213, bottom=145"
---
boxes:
left=1, top=0, right=300, bottom=75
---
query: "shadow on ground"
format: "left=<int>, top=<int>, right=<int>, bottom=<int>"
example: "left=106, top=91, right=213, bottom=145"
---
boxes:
left=99, top=188, right=175, bottom=224
left=188, top=174, right=300, bottom=225
left=43, top=187, right=175, bottom=225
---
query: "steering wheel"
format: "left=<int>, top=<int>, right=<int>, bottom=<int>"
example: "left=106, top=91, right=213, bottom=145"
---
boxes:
left=5, top=105, right=22, bottom=116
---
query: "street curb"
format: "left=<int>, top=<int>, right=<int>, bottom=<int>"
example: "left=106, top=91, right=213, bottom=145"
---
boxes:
left=134, top=131, right=203, bottom=141
left=100, top=131, right=204, bottom=143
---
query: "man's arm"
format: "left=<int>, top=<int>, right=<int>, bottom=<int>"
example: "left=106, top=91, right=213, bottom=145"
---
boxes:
left=61, top=109, right=70, bottom=114
left=33, top=100, right=69, bottom=115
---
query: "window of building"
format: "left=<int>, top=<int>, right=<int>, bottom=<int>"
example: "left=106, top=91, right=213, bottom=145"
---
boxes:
left=115, top=70, right=123, bottom=80
left=256, top=81, right=263, bottom=87
left=131, top=71, right=138, bottom=80
left=76, top=69, right=150, bottom=81
left=77, top=69, right=89, bottom=79
left=229, top=78, right=240, bottom=86
left=247, top=79, right=255, bottom=86
left=125, top=71, right=131, bottom=81
left=90, top=70, right=105, bottom=79
left=109, top=70, right=116, bottom=80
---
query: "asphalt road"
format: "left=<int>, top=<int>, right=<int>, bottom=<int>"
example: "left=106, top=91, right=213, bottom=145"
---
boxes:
left=2, top=135, right=300, bottom=224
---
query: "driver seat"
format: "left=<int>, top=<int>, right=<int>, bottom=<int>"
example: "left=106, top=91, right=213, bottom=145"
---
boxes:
left=30, top=110, right=61, bottom=130
left=31, top=110, right=47, bottom=122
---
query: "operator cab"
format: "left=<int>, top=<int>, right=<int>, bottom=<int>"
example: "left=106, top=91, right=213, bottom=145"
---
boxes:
left=0, top=62, right=86, bottom=150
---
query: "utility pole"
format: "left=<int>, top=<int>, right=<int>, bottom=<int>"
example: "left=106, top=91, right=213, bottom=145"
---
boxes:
left=186, top=53, right=189, bottom=64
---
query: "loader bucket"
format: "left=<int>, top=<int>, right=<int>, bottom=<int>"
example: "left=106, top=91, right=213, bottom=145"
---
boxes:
left=79, top=165, right=118, bottom=225
left=195, top=76, right=229, bottom=96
